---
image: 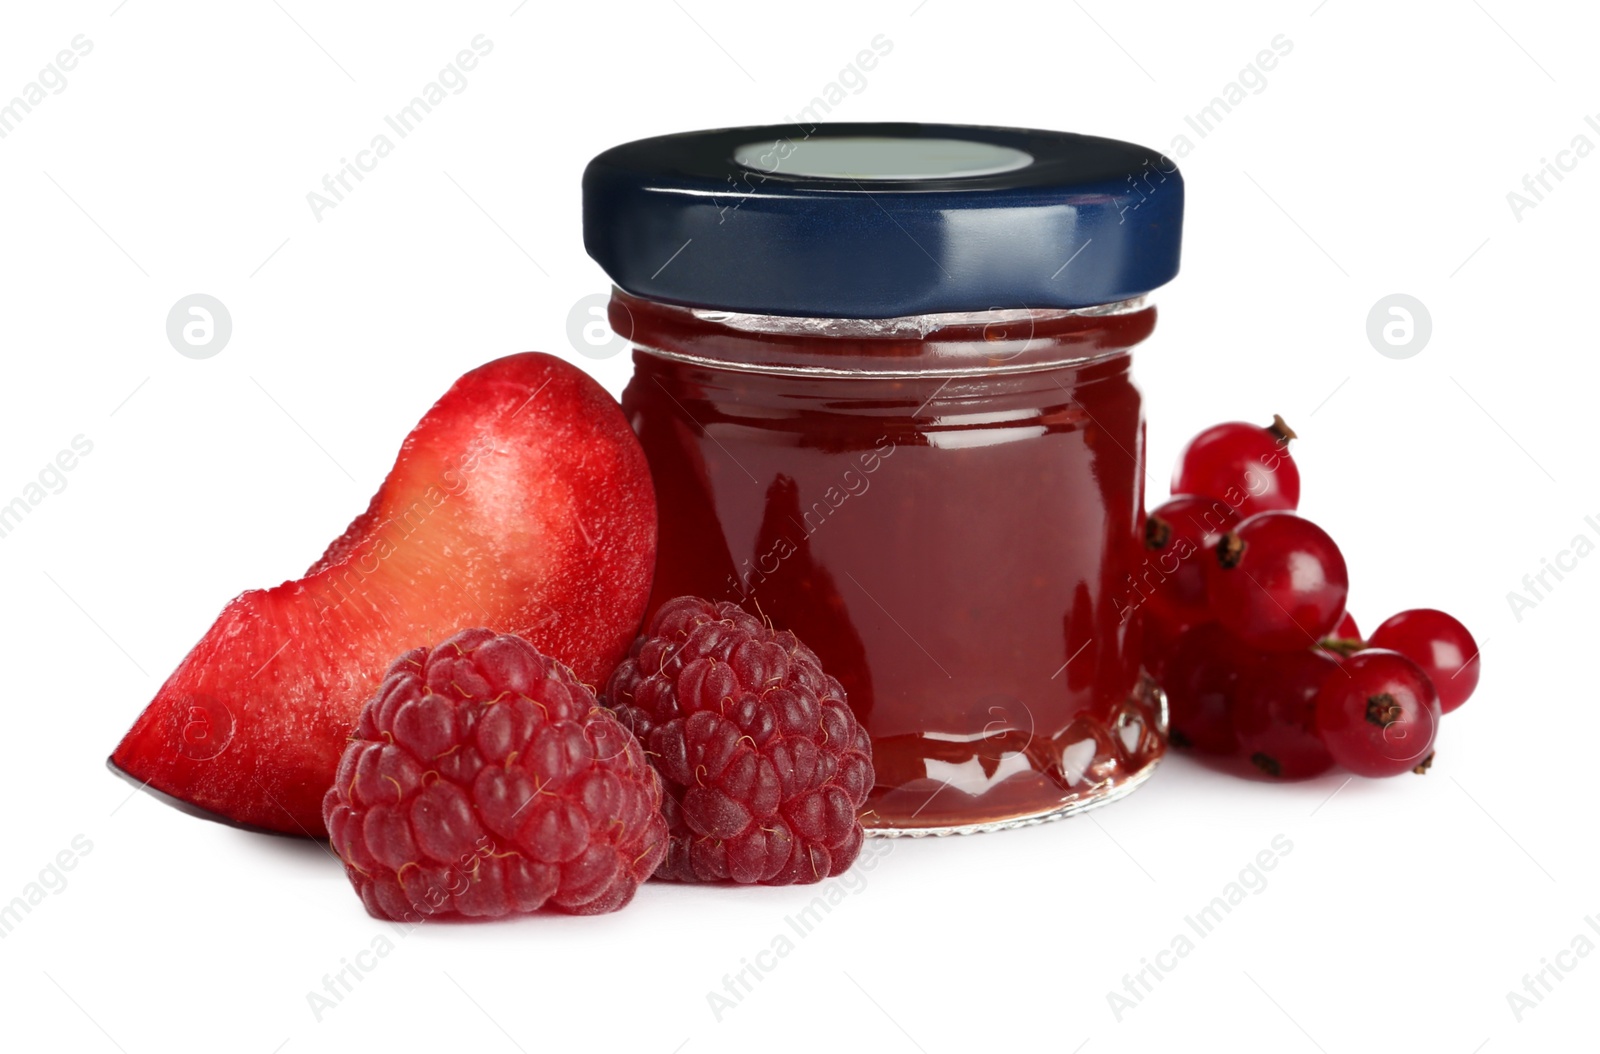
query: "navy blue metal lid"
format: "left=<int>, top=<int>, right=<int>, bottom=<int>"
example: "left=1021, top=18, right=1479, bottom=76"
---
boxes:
left=583, top=122, right=1183, bottom=319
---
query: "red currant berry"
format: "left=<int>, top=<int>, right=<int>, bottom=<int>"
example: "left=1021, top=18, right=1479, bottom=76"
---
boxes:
left=1368, top=609, right=1480, bottom=714
left=1144, top=495, right=1240, bottom=627
left=1234, top=650, right=1338, bottom=780
left=1330, top=611, right=1361, bottom=641
left=1140, top=607, right=1190, bottom=684
left=1206, top=512, right=1349, bottom=652
left=1162, top=623, right=1257, bottom=755
left=1314, top=649, right=1440, bottom=777
left=1172, top=416, right=1300, bottom=518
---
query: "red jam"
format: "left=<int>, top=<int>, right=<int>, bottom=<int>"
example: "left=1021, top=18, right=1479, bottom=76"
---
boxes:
left=618, top=291, right=1166, bottom=833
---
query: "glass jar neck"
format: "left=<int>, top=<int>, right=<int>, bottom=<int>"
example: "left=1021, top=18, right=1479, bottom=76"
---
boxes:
left=610, top=289, right=1156, bottom=378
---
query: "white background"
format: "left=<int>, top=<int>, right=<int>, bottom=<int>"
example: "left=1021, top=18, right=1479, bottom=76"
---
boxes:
left=1, top=1, right=1593, bottom=1051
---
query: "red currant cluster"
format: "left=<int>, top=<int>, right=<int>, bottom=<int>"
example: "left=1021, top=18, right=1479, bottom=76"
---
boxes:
left=1142, top=417, right=1480, bottom=781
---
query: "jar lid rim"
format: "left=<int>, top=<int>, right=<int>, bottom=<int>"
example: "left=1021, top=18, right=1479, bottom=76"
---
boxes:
left=583, top=123, right=1183, bottom=318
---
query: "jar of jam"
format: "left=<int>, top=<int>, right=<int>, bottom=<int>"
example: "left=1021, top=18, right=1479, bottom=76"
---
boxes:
left=584, top=124, right=1184, bottom=835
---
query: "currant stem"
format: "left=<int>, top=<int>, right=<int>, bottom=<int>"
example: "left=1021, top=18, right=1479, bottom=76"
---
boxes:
left=1250, top=752, right=1283, bottom=778
left=1364, top=693, right=1402, bottom=727
left=1145, top=514, right=1172, bottom=550
left=1269, top=414, right=1298, bottom=445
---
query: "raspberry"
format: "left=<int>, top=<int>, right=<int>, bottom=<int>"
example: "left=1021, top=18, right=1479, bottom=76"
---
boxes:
left=603, top=597, right=874, bottom=884
left=323, top=629, right=668, bottom=921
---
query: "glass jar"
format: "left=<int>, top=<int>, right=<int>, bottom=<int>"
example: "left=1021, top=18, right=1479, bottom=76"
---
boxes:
left=584, top=123, right=1184, bottom=834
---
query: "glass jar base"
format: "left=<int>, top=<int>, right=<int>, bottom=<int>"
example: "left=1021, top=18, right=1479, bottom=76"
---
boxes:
left=860, top=676, right=1168, bottom=838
